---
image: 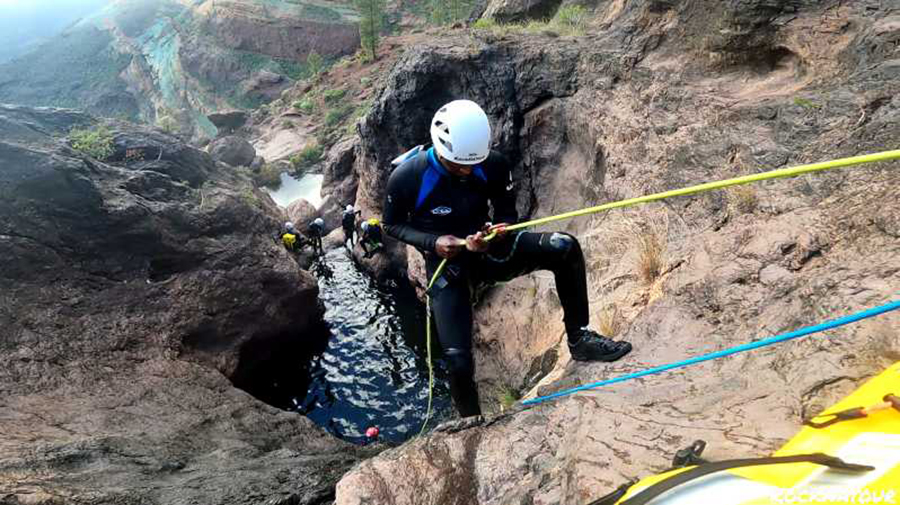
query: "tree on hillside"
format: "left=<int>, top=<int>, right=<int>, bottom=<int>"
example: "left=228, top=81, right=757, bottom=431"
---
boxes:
left=307, top=50, right=324, bottom=78
left=356, top=0, right=385, bottom=61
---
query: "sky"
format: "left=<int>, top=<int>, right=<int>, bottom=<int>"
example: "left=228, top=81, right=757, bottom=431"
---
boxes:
left=0, top=0, right=111, bottom=63
left=0, top=0, right=109, bottom=9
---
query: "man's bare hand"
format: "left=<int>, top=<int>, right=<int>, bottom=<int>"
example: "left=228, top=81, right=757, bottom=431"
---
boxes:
left=487, top=222, right=511, bottom=239
left=465, top=231, right=490, bottom=253
left=436, top=235, right=466, bottom=259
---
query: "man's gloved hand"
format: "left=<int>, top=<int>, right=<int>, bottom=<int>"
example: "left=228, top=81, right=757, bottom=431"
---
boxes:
left=436, top=235, right=466, bottom=259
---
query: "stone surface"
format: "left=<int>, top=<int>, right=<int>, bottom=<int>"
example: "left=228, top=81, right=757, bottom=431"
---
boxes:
left=208, top=135, right=257, bottom=167
left=286, top=198, right=321, bottom=230
left=208, top=109, right=250, bottom=133
left=334, top=1, right=900, bottom=503
left=0, top=105, right=371, bottom=504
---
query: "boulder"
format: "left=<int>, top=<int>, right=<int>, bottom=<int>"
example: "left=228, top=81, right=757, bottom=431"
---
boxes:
left=323, top=227, right=346, bottom=251
left=208, top=110, right=250, bottom=133
left=208, top=135, right=256, bottom=167
left=285, top=198, right=320, bottom=228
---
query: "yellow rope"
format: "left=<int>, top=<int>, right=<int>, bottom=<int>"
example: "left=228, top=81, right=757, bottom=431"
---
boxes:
left=417, top=149, right=899, bottom=433
left=418, top=263, right=446, bottom=435
left=497, top=149, right=900, bottom=236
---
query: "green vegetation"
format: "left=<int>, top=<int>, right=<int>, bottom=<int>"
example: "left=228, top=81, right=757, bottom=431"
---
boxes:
left=290, top=143, right=324, bottom=170
left=356, top=0, right=385, bottom=61
left=794, top=97, right=821, bottom=110
left=323, top=88, right=347, bottom=103
left=344, top=99, right=373, bottom=136
left=307, top=50, right=325, bottom=77
left=553, top=5, right=588, bottom=33
left=69, top=125, right=115, bottom=160
left=472, top=5, right=590, bottom=36
left=472, top=18, right=497, bottom=29
left=277, top=59, right=307, bottom=80
left=241, top=187, right=261, bottom=207
left=294, top=99, right=316, bottom=114
left=727, top=185, right=759, bottom=215
left=497, top=385, right=521, bottom=410
left=157, top=110, right=180, bottom=134
left=235, top=50, right=270, bottom=72
left=325, top=103, right=354, bottom=126
left=253, top=163, right=282, bottom=189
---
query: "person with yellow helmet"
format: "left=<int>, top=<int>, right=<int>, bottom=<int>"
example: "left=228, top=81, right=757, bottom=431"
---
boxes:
left=360, top=217, right=384, bottom=259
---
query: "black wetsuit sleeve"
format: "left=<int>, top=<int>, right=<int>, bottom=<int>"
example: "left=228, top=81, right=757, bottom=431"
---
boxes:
left=489, top=153, right=519, bottom=225
left=382, top=162, right=440, bottom=252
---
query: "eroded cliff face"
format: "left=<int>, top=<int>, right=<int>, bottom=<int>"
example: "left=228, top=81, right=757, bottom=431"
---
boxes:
left=0, top=105, right=370, bottom=504
left=334, top=0, right=900, bottom=503
left=0, top=0, right=361, bottom=140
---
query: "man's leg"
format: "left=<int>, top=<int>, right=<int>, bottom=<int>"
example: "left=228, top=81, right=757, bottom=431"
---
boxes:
left=428, top=260, right=481, bottom=417
left=343, top=226, right=352, bottom=247
left=480, top=232, right=589, bottom=334
left=478, top=232, right=632, bottom=361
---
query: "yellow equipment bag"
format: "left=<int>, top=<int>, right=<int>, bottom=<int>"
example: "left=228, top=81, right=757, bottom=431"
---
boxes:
left=609, top=362, right=900, bottom=505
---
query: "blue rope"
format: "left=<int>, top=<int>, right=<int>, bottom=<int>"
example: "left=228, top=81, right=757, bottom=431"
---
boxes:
left=522, top=299, right=900, bottom=406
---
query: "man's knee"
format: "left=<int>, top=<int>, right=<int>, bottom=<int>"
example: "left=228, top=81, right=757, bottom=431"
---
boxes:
left=544, top=232, right=580, bottom=260
left=444, top=347, right=474, bottom=377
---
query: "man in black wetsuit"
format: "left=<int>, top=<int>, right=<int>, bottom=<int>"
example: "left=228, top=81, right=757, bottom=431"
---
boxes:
left=342, top=205, right=361, bottom=247
left=383, top=99, right=632, bottom=417
left=308, top=217, right=324, bottom=257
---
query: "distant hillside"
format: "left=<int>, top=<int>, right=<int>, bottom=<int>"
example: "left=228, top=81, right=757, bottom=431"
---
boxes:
left=0, top=0, right=361, bottom=139
left=0, top=0, right=110, bottom=64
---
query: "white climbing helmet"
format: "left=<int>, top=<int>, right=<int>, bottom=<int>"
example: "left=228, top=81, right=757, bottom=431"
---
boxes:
left=313, top=218, right=324, bottom=226
left=346, top=205, right=354, bottom=212
left=430, top=100, right=491, bottom=165
left=285, top=221, right=295, bottom=230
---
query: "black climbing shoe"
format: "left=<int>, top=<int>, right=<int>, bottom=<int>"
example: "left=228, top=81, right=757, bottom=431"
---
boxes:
left=568, top=328, right=632, bottom=362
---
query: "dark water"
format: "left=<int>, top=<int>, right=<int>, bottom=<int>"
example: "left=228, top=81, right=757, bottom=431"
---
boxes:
left=243, top=249, right=452, bottom=445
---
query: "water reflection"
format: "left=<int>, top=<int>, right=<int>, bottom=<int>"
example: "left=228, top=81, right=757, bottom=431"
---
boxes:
left=240, top=250, right=452, bottom=444
left=266, top=172, right=324, bottom=208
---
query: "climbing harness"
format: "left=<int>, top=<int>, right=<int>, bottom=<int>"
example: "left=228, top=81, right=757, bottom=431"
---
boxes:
left=417, top=149, right=900, bottom=434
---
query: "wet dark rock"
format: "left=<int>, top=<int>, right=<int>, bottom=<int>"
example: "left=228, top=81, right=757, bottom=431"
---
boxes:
left=0, top=105, right=370, bottom=504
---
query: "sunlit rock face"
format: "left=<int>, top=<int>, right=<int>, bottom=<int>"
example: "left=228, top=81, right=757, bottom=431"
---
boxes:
left=334, top=0, right=900, bottom=503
